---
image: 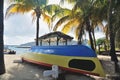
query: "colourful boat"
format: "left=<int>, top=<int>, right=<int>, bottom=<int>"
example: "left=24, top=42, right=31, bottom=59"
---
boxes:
left=21, top=32, right=105, bottom=77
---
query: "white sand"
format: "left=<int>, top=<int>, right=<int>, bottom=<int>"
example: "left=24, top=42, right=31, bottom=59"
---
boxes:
left=0, top=54, right=120, bottom=80
left=0, top=55, right=46, bottom=80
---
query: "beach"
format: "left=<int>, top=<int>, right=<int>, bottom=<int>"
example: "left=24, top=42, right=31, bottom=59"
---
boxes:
left=0, top=54, right=120, bottom=80
left=0, top=55, right=46, bottom=80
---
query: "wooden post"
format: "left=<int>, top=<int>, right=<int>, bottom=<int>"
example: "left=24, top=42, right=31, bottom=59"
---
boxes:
left=40, top=40, right=42, bottom=46
left=57, top=37, right=59, bottom=46
left=48, top=38, right=51, bottom=46
left=65, top=39, right=67, bottom=45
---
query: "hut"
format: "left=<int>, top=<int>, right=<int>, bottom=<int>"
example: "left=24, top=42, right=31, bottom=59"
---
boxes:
left=38, top=31, right=73, bottom=46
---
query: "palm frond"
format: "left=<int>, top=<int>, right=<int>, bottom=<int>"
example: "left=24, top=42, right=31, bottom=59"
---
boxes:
left=5, top=4, right=20, bottom=18
left=52, top=8, right=71, bottom=21
left=74, top=20, right=85, bottom=40
left=60, top=0, right=77, bottom=4
left=36, top=0, right=48, bottom=8
left=53, top=15, right=70, bottom=31
left=9, top=0, right=48, bottom=7
left=42, top=12, right=51, bottom=27
left=5, top=3, right=32, bottom=18
left=75, top=25, right=81, bottom=39
left=61, top=20, right=74, bottom=33
left=43, top=4, right=61, bottom=16
left=31, top=11, right=36, bottom=23
left=62, top=19, right=79, bottom=33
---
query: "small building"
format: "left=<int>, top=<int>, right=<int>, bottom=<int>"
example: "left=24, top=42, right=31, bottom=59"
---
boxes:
left=38, top=31, right=73, bottom=46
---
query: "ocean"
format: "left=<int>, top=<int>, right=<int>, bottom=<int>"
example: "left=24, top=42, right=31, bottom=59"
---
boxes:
left=7, top=46, right=30, bottom=55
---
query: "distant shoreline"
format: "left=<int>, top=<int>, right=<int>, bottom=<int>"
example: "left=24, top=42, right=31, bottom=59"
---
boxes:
left=16, top=46, right=31, bottom=48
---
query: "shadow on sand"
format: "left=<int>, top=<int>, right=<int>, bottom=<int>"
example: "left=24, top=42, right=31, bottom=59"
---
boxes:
left=0, top=62, right=46, bottom=80
left=0, top=61, right=96, bottom=80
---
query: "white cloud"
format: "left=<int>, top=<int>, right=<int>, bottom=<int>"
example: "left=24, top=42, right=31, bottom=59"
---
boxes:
left=4, top=35, right=35, bottom=45
left=4, top=14, right=35, bottom=36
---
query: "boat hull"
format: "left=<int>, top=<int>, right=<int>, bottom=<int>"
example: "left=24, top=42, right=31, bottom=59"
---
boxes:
left=22, top=52, right=105, bottom=77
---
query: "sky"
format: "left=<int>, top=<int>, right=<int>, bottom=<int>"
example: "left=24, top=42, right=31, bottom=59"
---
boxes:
left=4, top=0, right=60, bottom=45
left=4, top=0, right=105, bottom=45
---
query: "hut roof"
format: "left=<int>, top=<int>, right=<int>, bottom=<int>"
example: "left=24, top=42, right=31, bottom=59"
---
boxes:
left=38, top=31, right=73, bottom=41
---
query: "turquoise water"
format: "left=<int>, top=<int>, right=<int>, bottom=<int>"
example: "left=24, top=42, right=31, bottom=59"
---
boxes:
left=8, top=46, right=30, bottom=55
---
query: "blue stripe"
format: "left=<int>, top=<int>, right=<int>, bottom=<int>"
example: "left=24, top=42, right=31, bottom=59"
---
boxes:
left=30, top=45, right=97, bottom=57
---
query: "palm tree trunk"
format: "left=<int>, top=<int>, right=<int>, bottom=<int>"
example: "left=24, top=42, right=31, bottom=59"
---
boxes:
left=86, top=18, right=95, bottom=50
left=92, top=30, right=97, bottom=51
left=109, top=33, right=118, bottom=62
left=0, top=0, right=5, bottom=75
left=108, top=0, right=118, bottom=62
left=88, top=31, right=94, bottom=50
left=35, top=7, right=41, bottom=46
left=36, top=16, right=39, bottom=46
left=78, top=23, right=84, bottom=44
left=78, top=29, right=83, bottom=44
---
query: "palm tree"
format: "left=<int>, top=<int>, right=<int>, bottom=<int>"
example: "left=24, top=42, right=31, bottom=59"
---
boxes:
left=5, top=0, right=61, bottom=46
left=90, top=0, right=108, bottom=50
left=108, top=0, right=118, bottom=62
left=92, top=0, right=120, bottom=72
left=0, top=0, right=5, bottom=74
left=54, top=0, right=98, bottom=50
left=107, top=0, right=120, bottom=73
left=53, top=1, right=84, bottom=38
left=92, top=0, right=120, bottom=63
